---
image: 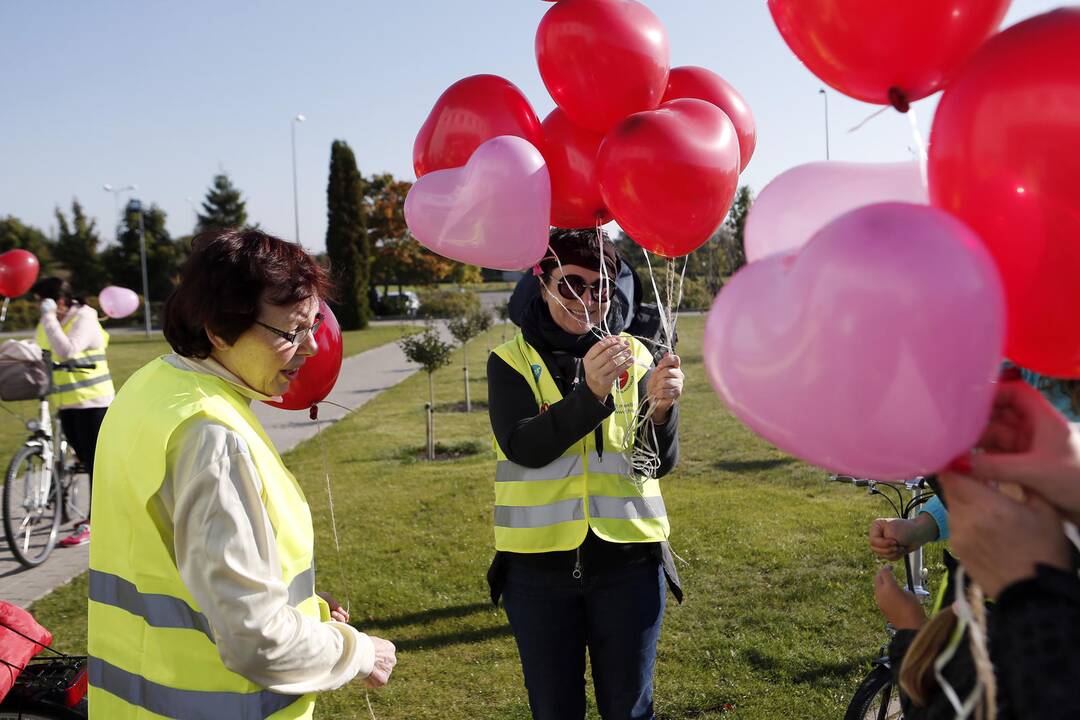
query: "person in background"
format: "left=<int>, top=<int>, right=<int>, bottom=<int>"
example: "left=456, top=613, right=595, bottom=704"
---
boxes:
left=31, top=277, right=115, bottom=547
left=86, top=229, right=395, bottom=719
left=487, top=228, right=684, bottom=720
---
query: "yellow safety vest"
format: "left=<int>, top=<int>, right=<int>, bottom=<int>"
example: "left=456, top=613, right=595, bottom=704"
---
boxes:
left=35, top=312, right=114, bottom=407
left=88, top=358, right=328, bottom=720
left=491, top=333, right=670, bottom=553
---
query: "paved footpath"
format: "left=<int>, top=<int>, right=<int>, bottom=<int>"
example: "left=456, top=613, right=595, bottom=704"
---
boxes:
left=0, top=323, right=454, bottom=608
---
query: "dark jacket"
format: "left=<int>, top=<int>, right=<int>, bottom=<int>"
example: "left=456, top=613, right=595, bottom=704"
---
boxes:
left=486, top=288, right=682, bottom=604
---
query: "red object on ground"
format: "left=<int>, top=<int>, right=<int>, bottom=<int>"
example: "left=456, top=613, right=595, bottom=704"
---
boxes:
left=265, top=301, right=343, bottom=411
left=0, top=601, right=52, bottom=702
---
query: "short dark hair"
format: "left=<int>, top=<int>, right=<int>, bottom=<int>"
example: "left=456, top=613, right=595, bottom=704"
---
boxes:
left=163, top=228, right=334, bottom=358
left=538, top=228, right=620, bottom=282
left=31, top=277, right=80, bottom=305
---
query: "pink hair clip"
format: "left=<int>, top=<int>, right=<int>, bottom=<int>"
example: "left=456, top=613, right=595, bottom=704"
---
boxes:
left=531, top=264, right=543, bottom=276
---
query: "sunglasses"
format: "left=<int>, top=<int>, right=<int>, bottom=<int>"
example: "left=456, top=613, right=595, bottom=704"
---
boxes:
left=255, top=313, right=323, bottom=347
left=555, top=274, right=610, bottom=302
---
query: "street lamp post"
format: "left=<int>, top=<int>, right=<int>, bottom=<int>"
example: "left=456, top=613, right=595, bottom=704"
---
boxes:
left=291, top=113, right=306, bottom=247
left=103, top=183, right=137, bottom=240
left=819, top=89, right=830, bottom=161
left=129, top=198, right=152, bottom=337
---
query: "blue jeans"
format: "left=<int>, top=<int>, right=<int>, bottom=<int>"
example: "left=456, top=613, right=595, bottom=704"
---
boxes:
left=501, top=559, right=665, bottom=720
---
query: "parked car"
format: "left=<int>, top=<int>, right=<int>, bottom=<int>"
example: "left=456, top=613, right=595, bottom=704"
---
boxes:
left=379, top=290, right=420, bottom=317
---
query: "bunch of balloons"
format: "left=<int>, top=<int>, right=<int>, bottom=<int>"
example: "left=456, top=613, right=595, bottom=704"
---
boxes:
left=405, top=0, right=756, bottom=268
left=708, top=3, right=1080, bottom=479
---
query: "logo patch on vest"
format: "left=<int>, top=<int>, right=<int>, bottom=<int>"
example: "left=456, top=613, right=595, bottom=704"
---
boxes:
left=618, top=370, right=631, bottom=390
left=531, top=364, right=543, bottom=381
left=539, top=402, right=550, bottom=414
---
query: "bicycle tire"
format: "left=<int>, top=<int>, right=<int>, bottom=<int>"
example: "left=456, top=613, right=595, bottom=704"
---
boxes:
left=3, top=444, right=61, bottom=568
left=844, top=664, right=904, bottom=720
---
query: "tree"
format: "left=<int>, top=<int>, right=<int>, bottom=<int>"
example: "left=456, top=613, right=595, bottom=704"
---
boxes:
left=54, top=200, right=107, bottom=295
left=0, top=216, right=54, bottom=272
left=325, top=140, right=370, bottom=330
left=399, top=326, right=454, bottom=460
left=196, top=172, right=248, bottom=233
left=101, top=200, right=181, bottom=302
left=720, top=185, right=754, bottom=276
left=447, top=308, right=493, bottom=412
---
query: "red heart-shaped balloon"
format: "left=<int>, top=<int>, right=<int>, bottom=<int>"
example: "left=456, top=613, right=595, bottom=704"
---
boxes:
left=541, top=108, right=612, bottom=229
left=536, top=0, right=670, bottom=134
left=0, top=249, right=41, bottom=298
left=662, top=66, right=756, bottom=172
left=265, top=301, right=343, bottom=411
left=597, top=99, right=740, bottom=258
left=413, top=75, right=544, bottom=179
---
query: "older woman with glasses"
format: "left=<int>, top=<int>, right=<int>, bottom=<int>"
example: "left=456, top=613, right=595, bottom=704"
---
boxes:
left=487, top=228, right=685, bottom=720
left=86, top=228, right=395, bottom=720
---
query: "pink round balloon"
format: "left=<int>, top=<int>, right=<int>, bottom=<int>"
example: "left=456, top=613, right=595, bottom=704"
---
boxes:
left=404, top=135, right=551, bottom=271
left=705, top=202, right=1005, bottom=480
left=98, top=286, right=140, bottom=319
left=744, top=161, right=927, bottom=263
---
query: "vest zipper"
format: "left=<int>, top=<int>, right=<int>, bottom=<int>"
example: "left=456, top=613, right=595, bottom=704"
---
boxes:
left=573, top=546, right=583, bottom=580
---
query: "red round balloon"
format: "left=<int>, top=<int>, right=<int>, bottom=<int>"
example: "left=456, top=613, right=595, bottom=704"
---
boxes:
left=662, top=66, right=756, bottom=172
left=265, top=301, right=343, bottom=410
left=597, top=99, right=741, bottom=258
left=929, top=9, right=1080, bottom=376
left=536, top=0, right=669, bottom=134
left=0, top=250, right=41, bottom=298
left=768, top=0, right=1011, bottom=107
left=413, top=75, right=544, bottom=178
left=541, top=108, right=612, bottom=229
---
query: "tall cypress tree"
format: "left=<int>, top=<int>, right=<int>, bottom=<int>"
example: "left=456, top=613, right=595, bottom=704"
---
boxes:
left=196, top=172, right=248, bottom=233
left=325, top=140, right=370, bottom=329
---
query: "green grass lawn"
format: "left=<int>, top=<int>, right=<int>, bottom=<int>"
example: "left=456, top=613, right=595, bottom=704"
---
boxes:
left=0, top=324, right=412, bottom=474
left=28, top=316, right=941, bottom=719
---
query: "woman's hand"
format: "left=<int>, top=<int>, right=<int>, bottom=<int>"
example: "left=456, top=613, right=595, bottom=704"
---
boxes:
left=317, top=591, right=349, bottom=623
left=40, top=298, right=57, bottom=316
left=964, top=379, right=1080, bottom=524
left=583, top=336, right=635, bottom=403
left=363, top=636, right=398, bottom=688
left=873, top=566, right=927, bottom=630
left=647, top=353, right=683, bottom=424
left=868, top=515, right=939, bottom=561
left=939, top=471, right=1071, bottom=598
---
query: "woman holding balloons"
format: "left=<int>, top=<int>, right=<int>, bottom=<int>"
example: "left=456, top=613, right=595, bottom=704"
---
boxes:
left=85, top=229, right=395, bottom=719
left=31, top=276, right=115, bottom=547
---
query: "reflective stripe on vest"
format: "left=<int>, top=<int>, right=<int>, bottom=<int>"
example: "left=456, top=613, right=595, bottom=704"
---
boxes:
left=490, top=334, right=669, bottom=552
left=88, top=359, right=320, bottom=720
left=89, top=657, right=300, bottom=720
left=35, top=316, right=114, bottom=406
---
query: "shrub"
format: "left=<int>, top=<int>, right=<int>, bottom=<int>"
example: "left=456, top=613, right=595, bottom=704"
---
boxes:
left=418, top=288, right=480, bottom=319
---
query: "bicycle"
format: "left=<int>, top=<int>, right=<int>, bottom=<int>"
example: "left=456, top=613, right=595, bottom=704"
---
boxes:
left=829, top=474, right=937, bottom=720
left=2, top=351, right=94, bottom=568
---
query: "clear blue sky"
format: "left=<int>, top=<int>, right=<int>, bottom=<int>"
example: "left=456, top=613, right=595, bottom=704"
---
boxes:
left=0, top=0, right=1060, bottom=254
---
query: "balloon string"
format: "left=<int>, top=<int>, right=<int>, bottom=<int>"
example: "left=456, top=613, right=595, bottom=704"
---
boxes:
left=313, top=407, right=351, bottom=615
left=0, top=297, right=9, bottom=324
left=847, top=105, right=889, bottom=134
left=907, top=106, right=930, bottom=191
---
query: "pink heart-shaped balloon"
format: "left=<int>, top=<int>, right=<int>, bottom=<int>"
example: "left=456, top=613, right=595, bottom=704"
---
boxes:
left=705, top=202, right=1005, bottom=479
left=404, top=136, right=551, bottom=271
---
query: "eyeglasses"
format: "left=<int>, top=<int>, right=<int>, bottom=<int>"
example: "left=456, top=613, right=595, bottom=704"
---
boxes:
left=555, top=274, right=610, bottom=302
left=255, top=313, right=322, bottom=347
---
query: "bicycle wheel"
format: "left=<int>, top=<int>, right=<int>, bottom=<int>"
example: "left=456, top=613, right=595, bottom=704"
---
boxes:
left=55, top=442, right=88, bottom=526
left=844, top=665, right=904, bottom=720
left=3, top=444, right=61, bottom=568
